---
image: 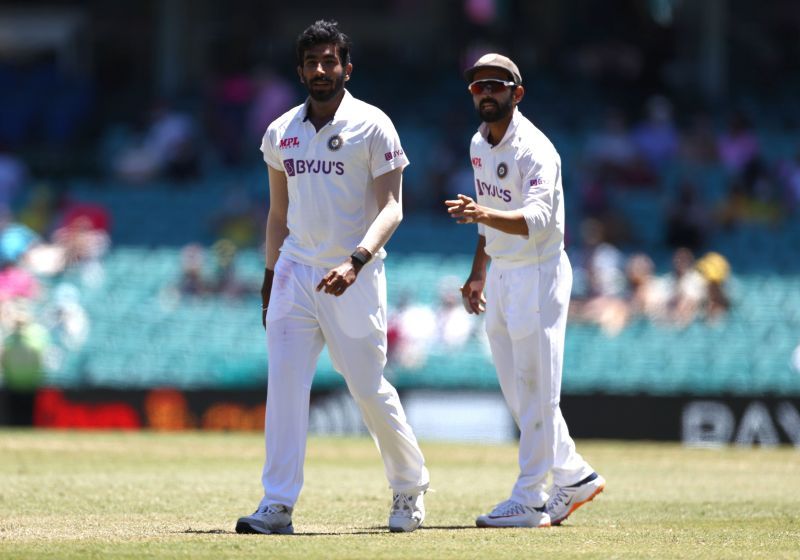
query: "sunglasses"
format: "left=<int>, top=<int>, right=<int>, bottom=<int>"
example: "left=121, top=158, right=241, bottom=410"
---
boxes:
left=468, top=79, right=517, bottom=95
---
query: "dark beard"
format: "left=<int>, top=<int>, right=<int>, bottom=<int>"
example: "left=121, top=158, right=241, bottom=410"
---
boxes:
left=478, top=97, right=513, bottom=123
left=304, top=75, right=345, bottom=102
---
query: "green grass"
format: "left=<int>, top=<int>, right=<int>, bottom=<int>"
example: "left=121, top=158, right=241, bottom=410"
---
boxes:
left=1, top=430, right=799, bottom=559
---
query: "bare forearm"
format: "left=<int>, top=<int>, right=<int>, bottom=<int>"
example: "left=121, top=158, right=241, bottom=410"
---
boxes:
left=358, top=197, right=402, bottom=255
left=265, top=213, right=289, bottom=269
left=477, top=207, right=529, bottom=236
left=470, top=235, right=490, bottom=279
left=446, top=193, right=529, bottom=236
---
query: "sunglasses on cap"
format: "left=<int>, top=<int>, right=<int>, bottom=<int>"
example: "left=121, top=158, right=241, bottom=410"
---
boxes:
left=468, top=79, right=517, bottom=95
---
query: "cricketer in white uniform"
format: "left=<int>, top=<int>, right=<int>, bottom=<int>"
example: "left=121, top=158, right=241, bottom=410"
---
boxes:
left=446, top=53, right=606, bottom=528
left=236, top=20, right=429, bottom=535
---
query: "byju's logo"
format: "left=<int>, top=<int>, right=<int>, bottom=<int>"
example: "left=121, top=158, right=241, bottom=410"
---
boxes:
left=384, top=149, right=404, bottom=161
left=283, top=158, right=343, bottom=177
left=476, top=178, right=512, bottom=202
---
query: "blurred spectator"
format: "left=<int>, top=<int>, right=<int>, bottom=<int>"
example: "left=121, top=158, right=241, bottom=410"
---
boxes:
left=41, top=283, right=89, bottom=352
left=113, top=102, right=200, bottom=183
left=178, top=244, right=208, bottom=297
left=583, top=109, right=655, bottom=186
left=436, top=276, right=476, bottom=349
left=213, top=186, right=263, bottom=248
left=51, top=204, right=111, bottom=287
left=0, top=222, right=40, bottom=266
left=664, top=247, right=706, bottom=327
left=0, top=306, right=49, bottom=426
left=631, top=95, right=679, bottom=170
left=572, top=218, right=626, bottom=299
left=207, top=71, right=254, bottom=165
left=717, top=176, right=782, bottom=229
left=247, top=68, right=295, bottom=144
left=665, top=181, right=708, bottom=252
left=680, top=113, right=719, bottom=165
left=695, top=252, right=732, bottom=323
left=569, top=219, right=627, bottom=335
left=0, top=261, right=39, bottom=302
left=0, top=148, right=27, bottom=213
left=625, top=253, right=669, bottom=322
left=717, top=112, right=760, bottom=176
left=388, top=295, right=437, bottom=369
left=17, top=184, right=62, bottom=236
left=211, top=239, right=251, bottom=297
left=776, top=148, right=800, bottom=214
left=792, top=341, right=800, bottom=375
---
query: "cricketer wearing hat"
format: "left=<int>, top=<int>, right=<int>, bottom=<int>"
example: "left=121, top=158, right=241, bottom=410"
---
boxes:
left=446, top=53, right=606, bottom=528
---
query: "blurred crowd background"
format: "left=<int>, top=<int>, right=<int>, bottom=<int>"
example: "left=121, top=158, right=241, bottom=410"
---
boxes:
left=1, top=0, right=799, bottom=425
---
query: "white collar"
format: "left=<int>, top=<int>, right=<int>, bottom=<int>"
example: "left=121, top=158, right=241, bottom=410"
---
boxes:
left=479, top=107, right=521, bottom=148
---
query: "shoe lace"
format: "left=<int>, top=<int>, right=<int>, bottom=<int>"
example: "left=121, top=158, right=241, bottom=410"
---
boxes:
left=547, top=486, right=571, bottom=509
left=391, top=493, right=414, bottom=516
left=256, top=504, right=287, bottom=515
left=492, top=499, right=528, bottom=516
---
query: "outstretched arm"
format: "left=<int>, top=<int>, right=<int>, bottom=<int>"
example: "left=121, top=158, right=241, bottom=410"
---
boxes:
left=445, top=194, right=529, bottom=236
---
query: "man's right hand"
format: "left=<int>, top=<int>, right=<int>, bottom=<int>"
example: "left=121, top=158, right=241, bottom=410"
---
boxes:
left=261, top=268, right=274, bottom=329
left=461, top=276, right=486, bottom=314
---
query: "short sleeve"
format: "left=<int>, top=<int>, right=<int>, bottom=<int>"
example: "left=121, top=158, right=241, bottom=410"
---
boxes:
left=368, top=115, right=410, bottom=178
left=260, top=126, right=282, bottom=170
left=519, top=151, right=559, bottom=235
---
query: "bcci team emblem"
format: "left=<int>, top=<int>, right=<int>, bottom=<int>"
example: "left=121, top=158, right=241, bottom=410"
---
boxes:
left=497, top=162, right=508, bottom=179
left=327, top=134, right=343, bottom=151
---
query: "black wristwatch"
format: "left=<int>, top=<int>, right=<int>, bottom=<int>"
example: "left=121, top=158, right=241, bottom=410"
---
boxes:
left=350, top=249, right=370, bottom=270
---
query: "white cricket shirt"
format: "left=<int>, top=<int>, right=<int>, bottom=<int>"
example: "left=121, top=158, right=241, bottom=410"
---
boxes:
left=470, top=107, right=565, bottom=268
left=261, top=89, right=409, bottom=268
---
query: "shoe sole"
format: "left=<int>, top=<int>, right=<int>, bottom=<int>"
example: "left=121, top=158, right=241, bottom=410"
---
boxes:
left=476, top=519, right=551, bottom=529
left=388, top=519, right=424, bottom=533
left=550, top=483, right=605, bottom=526
left=235, top=520, right=294, bottom=535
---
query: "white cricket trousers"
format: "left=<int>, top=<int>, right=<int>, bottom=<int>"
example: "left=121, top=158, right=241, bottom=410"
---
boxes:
left=485, top=251, right=594, bottom=507
left=262, top=256, right=429, bottom=508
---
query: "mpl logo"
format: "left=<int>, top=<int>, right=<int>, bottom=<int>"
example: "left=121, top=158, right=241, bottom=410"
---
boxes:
left=384, top=149, right=404, bottom=161
left=472, top=157, right=482, bottom=168
left=279, top=137, right=300, bottom=150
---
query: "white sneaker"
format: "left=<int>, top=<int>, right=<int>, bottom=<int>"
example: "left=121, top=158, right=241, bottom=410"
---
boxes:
left=236, top=502, right=294, bottom=534
left=547, top=472, right=606, bottom=526
left=388, top=491, right=425, bottom=532
left=476, top=499, right=551, bottom=528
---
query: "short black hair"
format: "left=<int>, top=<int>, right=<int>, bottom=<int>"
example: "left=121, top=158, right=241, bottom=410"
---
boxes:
left=296, top=20, right=351, bottom=66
